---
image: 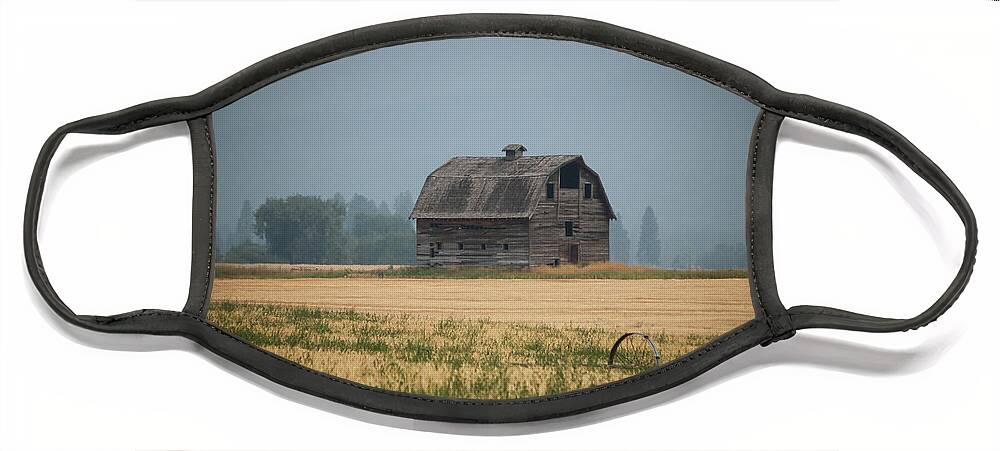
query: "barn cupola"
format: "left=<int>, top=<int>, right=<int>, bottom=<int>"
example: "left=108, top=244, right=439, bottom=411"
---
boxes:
left=502, top=144, right=526, bottom=161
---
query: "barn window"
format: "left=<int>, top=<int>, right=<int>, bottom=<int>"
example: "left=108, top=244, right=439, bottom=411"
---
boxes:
left=560, top=163, right=579, bottom=189
left=564, top=221, right=574, bottom=237
left=458, top=242, right=464, bottom=250
left=546, top=183, right=555, bottom=199
left=480, top=243, right=487, bottom=250
left=584, top=183, right=593, bottom=199
left=503, top=243, right=509, bottom=251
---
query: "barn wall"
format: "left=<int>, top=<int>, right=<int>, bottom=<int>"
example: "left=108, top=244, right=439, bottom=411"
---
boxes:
left=528, top=168, right=611, bottom=266
left=416, top=219, right=530, bottom=266
left=577, top=168, right=611, bottom=263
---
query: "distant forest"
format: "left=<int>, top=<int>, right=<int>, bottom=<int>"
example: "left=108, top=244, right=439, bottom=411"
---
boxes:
left=220, top=192, right=418, bottom=265
left=610, top=206, right=745, bottom=270
left=219, top=194, right=745, bottom=269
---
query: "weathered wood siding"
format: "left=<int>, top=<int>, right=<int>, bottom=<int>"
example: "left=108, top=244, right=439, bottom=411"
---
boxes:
left=416, top=218, right=530, bottom=266
left=528, top=167, right=611, bottom=266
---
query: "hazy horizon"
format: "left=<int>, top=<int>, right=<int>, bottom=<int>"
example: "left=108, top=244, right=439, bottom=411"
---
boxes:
left=212, top=36, right=759, bottom=267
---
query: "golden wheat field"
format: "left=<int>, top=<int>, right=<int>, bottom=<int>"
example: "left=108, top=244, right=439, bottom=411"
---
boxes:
left=206, top=266, right=754, bottom=399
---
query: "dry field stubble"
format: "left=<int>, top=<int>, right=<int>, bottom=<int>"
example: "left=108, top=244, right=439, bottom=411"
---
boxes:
left=207, top=265, right=754, bottom=398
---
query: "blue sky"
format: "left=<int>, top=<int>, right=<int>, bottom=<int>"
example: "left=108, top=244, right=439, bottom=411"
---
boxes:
left=213, top=37, right=760, bottom=266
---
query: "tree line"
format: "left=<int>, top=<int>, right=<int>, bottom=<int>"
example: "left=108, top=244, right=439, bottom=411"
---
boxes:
left=220, top=192, right=417, bottom=265
left=222, top=195, right=743, bottom=269
left=610, top=206, right=745, bottom=269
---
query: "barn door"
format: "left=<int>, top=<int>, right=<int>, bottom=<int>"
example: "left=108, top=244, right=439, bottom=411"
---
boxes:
left=569, top=244, right=579, bottom=264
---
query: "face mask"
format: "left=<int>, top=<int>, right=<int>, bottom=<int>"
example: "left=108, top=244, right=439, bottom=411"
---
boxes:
left=25, top=14, right=977, bottom=424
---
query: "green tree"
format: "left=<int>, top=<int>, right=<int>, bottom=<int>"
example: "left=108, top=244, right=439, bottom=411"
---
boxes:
left=220, top=199, right=274, bottom=263
left=346, top=193, right=376, bottom=232
left=350, top=213, right=417, bottom=264
left=636, top=206, right=662, bottom=267
left=348, top=194, right=376, bottom=216
left=221, top=241, right=275, bottom=263
left=254, top=194, right=348, bottom=264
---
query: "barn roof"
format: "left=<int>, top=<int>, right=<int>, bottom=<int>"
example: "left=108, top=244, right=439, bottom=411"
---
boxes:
left=410, top=154, right=616, bottom=220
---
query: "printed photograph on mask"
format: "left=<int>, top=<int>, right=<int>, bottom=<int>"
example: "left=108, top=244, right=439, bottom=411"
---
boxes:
left=207, top=37, right=760, bottom=399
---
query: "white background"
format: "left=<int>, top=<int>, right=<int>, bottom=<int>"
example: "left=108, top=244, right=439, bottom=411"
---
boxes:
left=1, top=1, right=997, bottom=450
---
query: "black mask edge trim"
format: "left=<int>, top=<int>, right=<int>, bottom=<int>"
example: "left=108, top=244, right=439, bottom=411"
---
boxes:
left=746, top=111, right=794, bottom=345
left=23, top=13, right=977, bottom=423
left=182, top=116, right=215, bottom=317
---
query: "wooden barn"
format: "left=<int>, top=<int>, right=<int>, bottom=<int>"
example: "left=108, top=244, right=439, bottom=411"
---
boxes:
left=410, top=144, right=616, bottom=266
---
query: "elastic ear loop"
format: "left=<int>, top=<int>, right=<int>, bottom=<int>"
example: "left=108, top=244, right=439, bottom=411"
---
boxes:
left=778, top=104, right=978, bottom=333
left=24, top=116, right=195, bottom=334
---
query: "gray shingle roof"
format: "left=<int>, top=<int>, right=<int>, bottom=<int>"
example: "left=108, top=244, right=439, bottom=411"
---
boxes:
left=410, top=155, right=615, bottom=219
